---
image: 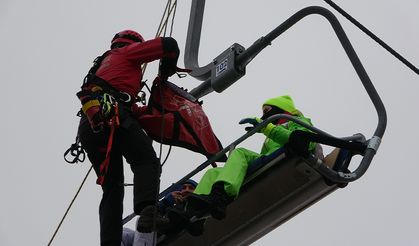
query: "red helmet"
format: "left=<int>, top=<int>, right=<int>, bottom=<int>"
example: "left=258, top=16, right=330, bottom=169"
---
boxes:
left=111, top=30, right=144, bottom=48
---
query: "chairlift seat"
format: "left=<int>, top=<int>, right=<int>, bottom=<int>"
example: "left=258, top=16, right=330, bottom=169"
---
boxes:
left=158, top=147, right=350, bottom=245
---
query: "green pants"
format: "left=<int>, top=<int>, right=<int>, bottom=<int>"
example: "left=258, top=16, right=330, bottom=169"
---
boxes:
left=194, top=147, right=261, bottom=197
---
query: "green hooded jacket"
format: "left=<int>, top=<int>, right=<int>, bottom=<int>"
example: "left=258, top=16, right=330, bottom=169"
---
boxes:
left=260, top=95, right=316, bottom=155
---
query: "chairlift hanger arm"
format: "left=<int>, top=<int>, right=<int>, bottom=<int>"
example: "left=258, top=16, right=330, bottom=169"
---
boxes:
left=185, top=2, right=387, bottom=137
left=184, top=0, right=211, bottom=80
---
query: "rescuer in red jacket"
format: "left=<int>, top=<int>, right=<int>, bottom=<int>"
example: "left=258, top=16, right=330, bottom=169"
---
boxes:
left=76, top=30, right=180, bottom=246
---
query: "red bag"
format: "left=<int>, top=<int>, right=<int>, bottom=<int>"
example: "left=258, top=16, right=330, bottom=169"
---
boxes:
left=136, top=78, right=226, bottom=161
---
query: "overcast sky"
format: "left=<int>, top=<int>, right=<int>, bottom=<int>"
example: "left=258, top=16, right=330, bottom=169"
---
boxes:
left=1, top=0, right=418, bottom=245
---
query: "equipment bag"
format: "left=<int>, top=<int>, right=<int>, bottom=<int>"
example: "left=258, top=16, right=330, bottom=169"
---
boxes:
left=137, top=78, right=226, bottom=161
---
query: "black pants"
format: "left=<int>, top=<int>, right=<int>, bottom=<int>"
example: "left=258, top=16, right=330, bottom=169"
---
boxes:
left=78, top=115, right=161, bottom=246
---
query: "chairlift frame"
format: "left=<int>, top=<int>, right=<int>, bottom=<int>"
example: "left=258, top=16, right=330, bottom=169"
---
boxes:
left=156, top=1, right=388, bottom=244
left=184, top=0, right=387, bottom=184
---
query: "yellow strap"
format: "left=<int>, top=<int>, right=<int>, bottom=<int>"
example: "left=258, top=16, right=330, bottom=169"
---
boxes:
left=82, top=99, right=101, bottom=114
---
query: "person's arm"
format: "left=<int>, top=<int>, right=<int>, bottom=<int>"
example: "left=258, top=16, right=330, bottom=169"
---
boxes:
left=264, top=116, right=316, bottom=151
left=122, top=37, right=179, bottom=71
left=158, top=194, right=175, bottom=215
left=262, top=123, right=292, bottom=146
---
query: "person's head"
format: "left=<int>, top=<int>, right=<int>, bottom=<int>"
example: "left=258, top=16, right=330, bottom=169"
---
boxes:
left=180, top=179, right=197, bottom=196
left=170, top=179, right=197, bottom=204
left=111, top=30, right=144, bottom=49
left=261, top=95, right=300, bottom=120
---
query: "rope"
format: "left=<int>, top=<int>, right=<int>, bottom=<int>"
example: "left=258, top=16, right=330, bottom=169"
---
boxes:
left=141, top=0, right=178, bottom=75
left=169, top=2, right=178, bottom=37
left=150, top=78, right=167, bottom=244
left=48, top=166, right=93, bottom=246
left=123, top=0, right=179, bottom=227
left=324, top=0, right=419, bottom=75
left=161, top=145, right=173, bottom=167
left=139, top=1, right=179, bottom=241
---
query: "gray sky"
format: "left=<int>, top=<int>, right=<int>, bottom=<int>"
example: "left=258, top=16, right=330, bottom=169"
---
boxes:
left=1, top=0, right=418, bottom=245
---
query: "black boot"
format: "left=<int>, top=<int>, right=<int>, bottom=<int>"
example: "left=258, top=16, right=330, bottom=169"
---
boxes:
left=137, top=205, right=170, bottom=233
left=207, top=182, right=232, bottom=220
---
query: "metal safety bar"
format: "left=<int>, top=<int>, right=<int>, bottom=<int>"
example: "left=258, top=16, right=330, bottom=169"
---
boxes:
left=158, top=113, right=365, bottom=202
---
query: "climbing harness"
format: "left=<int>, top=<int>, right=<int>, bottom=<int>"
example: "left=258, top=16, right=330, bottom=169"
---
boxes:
left=83, top=51, right=110, bottom=85
left=96, top=94, right=120, bottom=185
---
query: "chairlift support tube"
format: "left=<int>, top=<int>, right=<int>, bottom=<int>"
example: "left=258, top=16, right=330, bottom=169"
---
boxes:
left=184, top=2, right=387, bottom=183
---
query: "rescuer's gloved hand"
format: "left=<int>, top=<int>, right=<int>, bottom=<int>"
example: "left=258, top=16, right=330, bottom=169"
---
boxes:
left=159, top=37, right=180, bottom=80
left=239, top=117, right=262, bottom=131
left=159, top=58, right=177, bottom=81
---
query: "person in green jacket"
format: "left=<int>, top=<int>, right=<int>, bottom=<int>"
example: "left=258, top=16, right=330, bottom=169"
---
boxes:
left=169, top=95, right=316, bottom=227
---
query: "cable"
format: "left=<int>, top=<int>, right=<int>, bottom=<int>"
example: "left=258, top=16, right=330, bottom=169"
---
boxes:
left=149, top=0, right=179, bottom=237
left=141, top=0, right=178, bottom=75
left=48, top=165, right=93, bottom=246
left=161, top=145, right=173, bottom=167
left=169, top=1, right=178, bottom=37
left=122, top=0, right=179, bottom=227
left=324, top=0, right=419, bottom=75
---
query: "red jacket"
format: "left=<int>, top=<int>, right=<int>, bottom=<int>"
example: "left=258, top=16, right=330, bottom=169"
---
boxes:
left=95, top=37, right=179, bottom=98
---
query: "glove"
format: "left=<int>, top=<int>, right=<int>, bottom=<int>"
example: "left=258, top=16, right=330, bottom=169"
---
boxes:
left=239, top=117, right=276, bottom=136
left=159, top=58, right=176, bottom=81
left=239, top=117, right=262, bottom=131
left=284, top=130, right=311, bottom=158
